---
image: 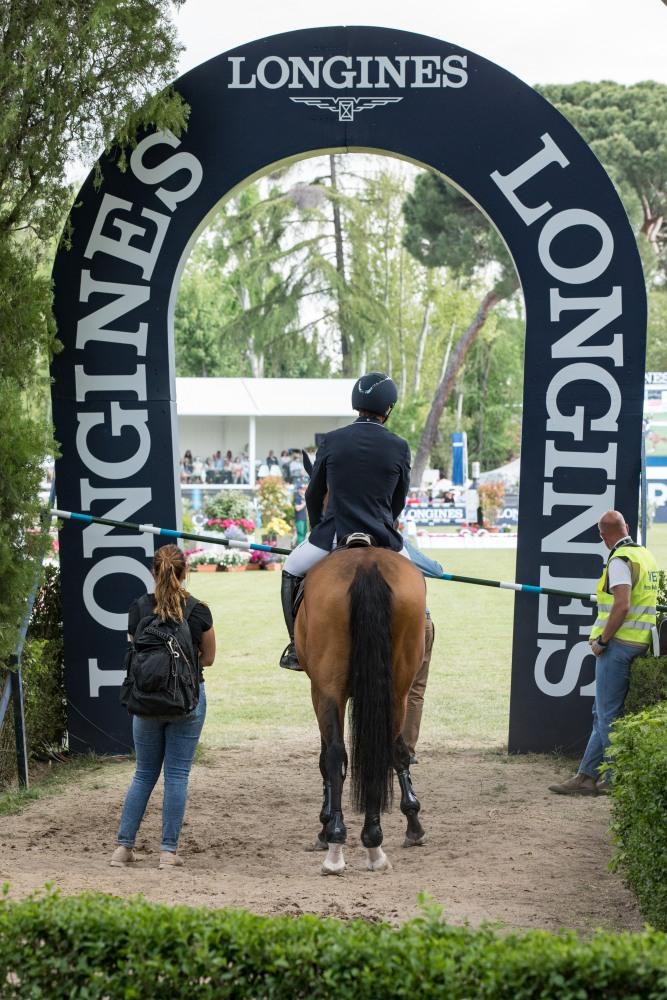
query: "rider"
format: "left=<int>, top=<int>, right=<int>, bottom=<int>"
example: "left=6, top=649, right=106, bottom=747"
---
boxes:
left=279, top=371, right=411, bottom=670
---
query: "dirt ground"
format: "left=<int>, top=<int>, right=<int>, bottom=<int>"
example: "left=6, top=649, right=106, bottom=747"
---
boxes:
left=0, top=740, right=642, bottom=933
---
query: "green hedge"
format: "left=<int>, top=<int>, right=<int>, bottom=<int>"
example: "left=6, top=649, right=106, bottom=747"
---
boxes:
left=0, top=566, right=65, bottom=788
left=624, top=654, right=667, bottom=716
left=1, top=890, right=667, bottom=999
left=609, top=703, right=667, bottom=932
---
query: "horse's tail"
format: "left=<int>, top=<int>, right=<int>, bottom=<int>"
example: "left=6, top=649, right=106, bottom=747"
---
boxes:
left=348, top=563, right=394, bottom=814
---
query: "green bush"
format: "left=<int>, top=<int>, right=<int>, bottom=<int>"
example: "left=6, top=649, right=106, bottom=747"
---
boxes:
left=609, top=703, right=667, bottom=930
left=1, top=890, right=667, bottom=999
left=203, top=492, right=252, bottom=522
left=1, top=565, right=66, bottom=788
left=624, top=655, right=667, bottom=715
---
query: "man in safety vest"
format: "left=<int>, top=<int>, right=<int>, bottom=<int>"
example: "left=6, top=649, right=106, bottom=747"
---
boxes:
left=549, top=509, right=659, bottom=796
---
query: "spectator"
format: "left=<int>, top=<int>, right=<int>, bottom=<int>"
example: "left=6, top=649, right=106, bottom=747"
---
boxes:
left=266, top=449, right=280, bottom=470
left=294, top=484, right=308, bottom=544
left=289, top=452, right=304, bottom=483
left=549, top=510, right=659, bottom=796
left=110, top=544, right=215, bottom=869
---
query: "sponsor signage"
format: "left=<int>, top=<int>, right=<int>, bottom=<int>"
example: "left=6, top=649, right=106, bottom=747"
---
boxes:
left=51, top=26, right=646, bottom=753
left=404, top=506, right=468, bottom=526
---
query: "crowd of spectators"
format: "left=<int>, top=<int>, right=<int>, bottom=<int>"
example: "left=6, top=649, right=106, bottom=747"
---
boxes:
left=180, top=448, right=313, bottom=486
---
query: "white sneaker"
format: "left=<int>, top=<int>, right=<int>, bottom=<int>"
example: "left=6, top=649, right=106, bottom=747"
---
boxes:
left=110, top=845, right=137, bottom=867
left=159, top=851, right=184, bottom=869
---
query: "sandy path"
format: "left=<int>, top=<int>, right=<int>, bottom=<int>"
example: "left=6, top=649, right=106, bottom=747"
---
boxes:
left=0, top=741, right=641, bottom=932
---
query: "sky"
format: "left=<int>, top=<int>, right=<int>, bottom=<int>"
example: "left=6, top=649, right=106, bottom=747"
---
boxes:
left=174, top=0, right=667, bottom=86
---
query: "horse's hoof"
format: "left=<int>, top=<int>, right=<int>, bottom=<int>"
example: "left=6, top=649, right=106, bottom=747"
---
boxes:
left=321, top=859, right=346, bottom=876
left=366, top=846, right=392, bottom=872
left=315, top=837, right=328, bottom=852
left=321, top=843, right=345, bottom=875
left=367, top=857, right=392, bottom=873
left=403, top=833, right=427, bottom=848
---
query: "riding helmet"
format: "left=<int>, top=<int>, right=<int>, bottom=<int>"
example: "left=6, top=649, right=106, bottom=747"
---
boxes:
left=351, top=372, right=398, bottom=416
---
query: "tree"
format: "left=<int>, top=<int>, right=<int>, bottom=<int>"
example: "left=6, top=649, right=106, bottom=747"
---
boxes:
left=0, top=1, right=187, bottom=664
left=539, top=82, right=667, bottom=271
left=402, top=171, right=519, bottom=483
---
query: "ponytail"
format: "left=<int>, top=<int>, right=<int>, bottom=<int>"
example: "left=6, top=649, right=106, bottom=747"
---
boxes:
left=153, top=544, right=189, bottom=622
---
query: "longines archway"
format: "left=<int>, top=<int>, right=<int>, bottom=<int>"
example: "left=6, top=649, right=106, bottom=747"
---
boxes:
left=51, top=26, right=646, bottom=754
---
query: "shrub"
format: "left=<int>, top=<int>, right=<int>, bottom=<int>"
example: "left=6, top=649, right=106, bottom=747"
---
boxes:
left=204, top=493, right=252, bottom=522
left=609, top=703, right=667, bottom=930
left=1, top=891, right=667, bottom=998
left=257, top=476, right=293, bottom=529
left=477, top=480, right=505, bottom=527
left=624, top=655, right=667, bottom=715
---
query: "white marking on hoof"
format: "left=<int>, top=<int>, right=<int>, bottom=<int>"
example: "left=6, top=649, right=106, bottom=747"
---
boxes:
left=403, top=833, right=427, bottom=848
left=321, top=843, right=345, bottom=875
left=366, top=846, right=392, bottom=872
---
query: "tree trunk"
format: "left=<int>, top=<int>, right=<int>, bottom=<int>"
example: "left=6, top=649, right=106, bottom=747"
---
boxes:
left=640, top=192, right=664, bottom=253
left=412, top=299, right=432, bottom=394
left=329, top=154, right=353, bottom=374
left=411, top=287, right=503, bottom=487
left=476, top=345, right=494, bottom=467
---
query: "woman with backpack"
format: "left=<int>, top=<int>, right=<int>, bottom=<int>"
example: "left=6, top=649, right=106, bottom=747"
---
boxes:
left=110, top=544, right=215, bottom=869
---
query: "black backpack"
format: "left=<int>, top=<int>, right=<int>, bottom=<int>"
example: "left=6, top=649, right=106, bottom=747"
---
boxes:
left=120, top=594, right=199, bottom=719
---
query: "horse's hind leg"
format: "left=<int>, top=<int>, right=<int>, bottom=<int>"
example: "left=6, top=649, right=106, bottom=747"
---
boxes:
left=318, top=700, right=348, bottom=875
left=393, top=735, right=427, bottom=848
left=361, top=797, right=391, bottom=872
left=314, top=737, right=330, bottom=851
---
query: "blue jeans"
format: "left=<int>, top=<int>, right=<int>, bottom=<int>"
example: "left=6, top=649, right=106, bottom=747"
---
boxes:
left=579, top=642, right=640, bottom=779
left=117, top=683, right=206, bottom=852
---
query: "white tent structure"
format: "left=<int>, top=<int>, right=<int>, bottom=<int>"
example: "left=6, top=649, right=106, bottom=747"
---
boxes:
left=176, top=377, right=356, bottom=487
left=478, top=457, right=521, bottom=489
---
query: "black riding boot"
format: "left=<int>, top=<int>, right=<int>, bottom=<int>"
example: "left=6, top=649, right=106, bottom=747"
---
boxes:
left=280, top=571, right=303, bottom=670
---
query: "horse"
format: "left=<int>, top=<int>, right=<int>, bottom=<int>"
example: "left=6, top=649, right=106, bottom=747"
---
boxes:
left=294, top=543, right=427, bottom=875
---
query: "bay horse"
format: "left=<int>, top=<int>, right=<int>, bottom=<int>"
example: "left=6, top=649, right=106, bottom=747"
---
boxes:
left=294, top=544, right=427, bottom=875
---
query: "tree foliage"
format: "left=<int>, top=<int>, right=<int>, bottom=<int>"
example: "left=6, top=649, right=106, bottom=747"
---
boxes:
left=0, top=0, right=187, bottom=663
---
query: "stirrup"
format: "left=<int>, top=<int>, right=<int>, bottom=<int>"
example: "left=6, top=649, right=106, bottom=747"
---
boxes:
left=279, top=642, right=303, bottom=671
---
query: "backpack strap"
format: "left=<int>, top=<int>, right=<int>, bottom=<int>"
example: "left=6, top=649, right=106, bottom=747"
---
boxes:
left=136, top=592, right=156, bottom=620
left=183, top=595, right=199, bottom=621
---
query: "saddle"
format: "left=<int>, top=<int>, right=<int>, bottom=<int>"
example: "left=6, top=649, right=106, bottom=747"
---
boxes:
left=292, top=533, right=379, bottom=619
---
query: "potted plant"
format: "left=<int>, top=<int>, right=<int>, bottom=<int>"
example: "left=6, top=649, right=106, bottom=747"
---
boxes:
left=217, top=549, right=250, bottom=572
left=189, top=553, right=219, bottom=573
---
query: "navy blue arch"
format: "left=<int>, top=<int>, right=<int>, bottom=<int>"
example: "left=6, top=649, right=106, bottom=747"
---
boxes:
left=52, top=26, right=646, bottom=753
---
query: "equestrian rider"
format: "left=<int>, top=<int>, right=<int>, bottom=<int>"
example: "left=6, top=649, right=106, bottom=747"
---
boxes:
left=279, top=371, right=412, bottom=670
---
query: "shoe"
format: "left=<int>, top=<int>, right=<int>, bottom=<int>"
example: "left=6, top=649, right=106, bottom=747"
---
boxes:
left=548, top=773, right=598, bottom=796
left=159, top=851, right=184, bottom=869
left=279, top=642, right=303, bottom=671
left=110, top=845, right=137, bottom=867
left=595, top=777, right=611, bottom=796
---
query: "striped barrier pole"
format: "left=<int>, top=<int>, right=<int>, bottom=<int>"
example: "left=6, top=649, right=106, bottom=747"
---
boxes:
left=49, top=509, right=667, bottom=612
left=50, top=509, right=293, bottom=556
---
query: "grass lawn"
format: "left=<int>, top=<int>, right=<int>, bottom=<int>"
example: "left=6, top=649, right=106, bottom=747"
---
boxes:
left=192, top=547, right=517, bottom=752
left=193, top=524, right=667, bottom=753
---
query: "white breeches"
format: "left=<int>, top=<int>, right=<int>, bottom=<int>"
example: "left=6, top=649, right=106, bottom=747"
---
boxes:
left=284, top=536, right=411, bottom=577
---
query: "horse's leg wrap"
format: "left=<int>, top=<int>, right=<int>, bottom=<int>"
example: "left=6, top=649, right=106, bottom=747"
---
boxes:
left=319, top=782, right=333, bottom=825
left=324, top=739, right=347, bottom=845
left=397, top=769, right=420, bottom=817
left=361, top=814, right=383, bottom=848
left=393, top=736, right=426, bottom=847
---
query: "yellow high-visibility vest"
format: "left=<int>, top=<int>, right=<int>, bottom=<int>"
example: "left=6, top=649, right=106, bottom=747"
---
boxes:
left=590, top=543, right=659, bottom=646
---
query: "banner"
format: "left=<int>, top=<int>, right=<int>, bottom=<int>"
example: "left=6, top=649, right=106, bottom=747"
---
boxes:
left=51, top=26, right=646, bottom=753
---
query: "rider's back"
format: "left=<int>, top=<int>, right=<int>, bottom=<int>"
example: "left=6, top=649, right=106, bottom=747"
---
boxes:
left=307, top=420, right=410, bottom=552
